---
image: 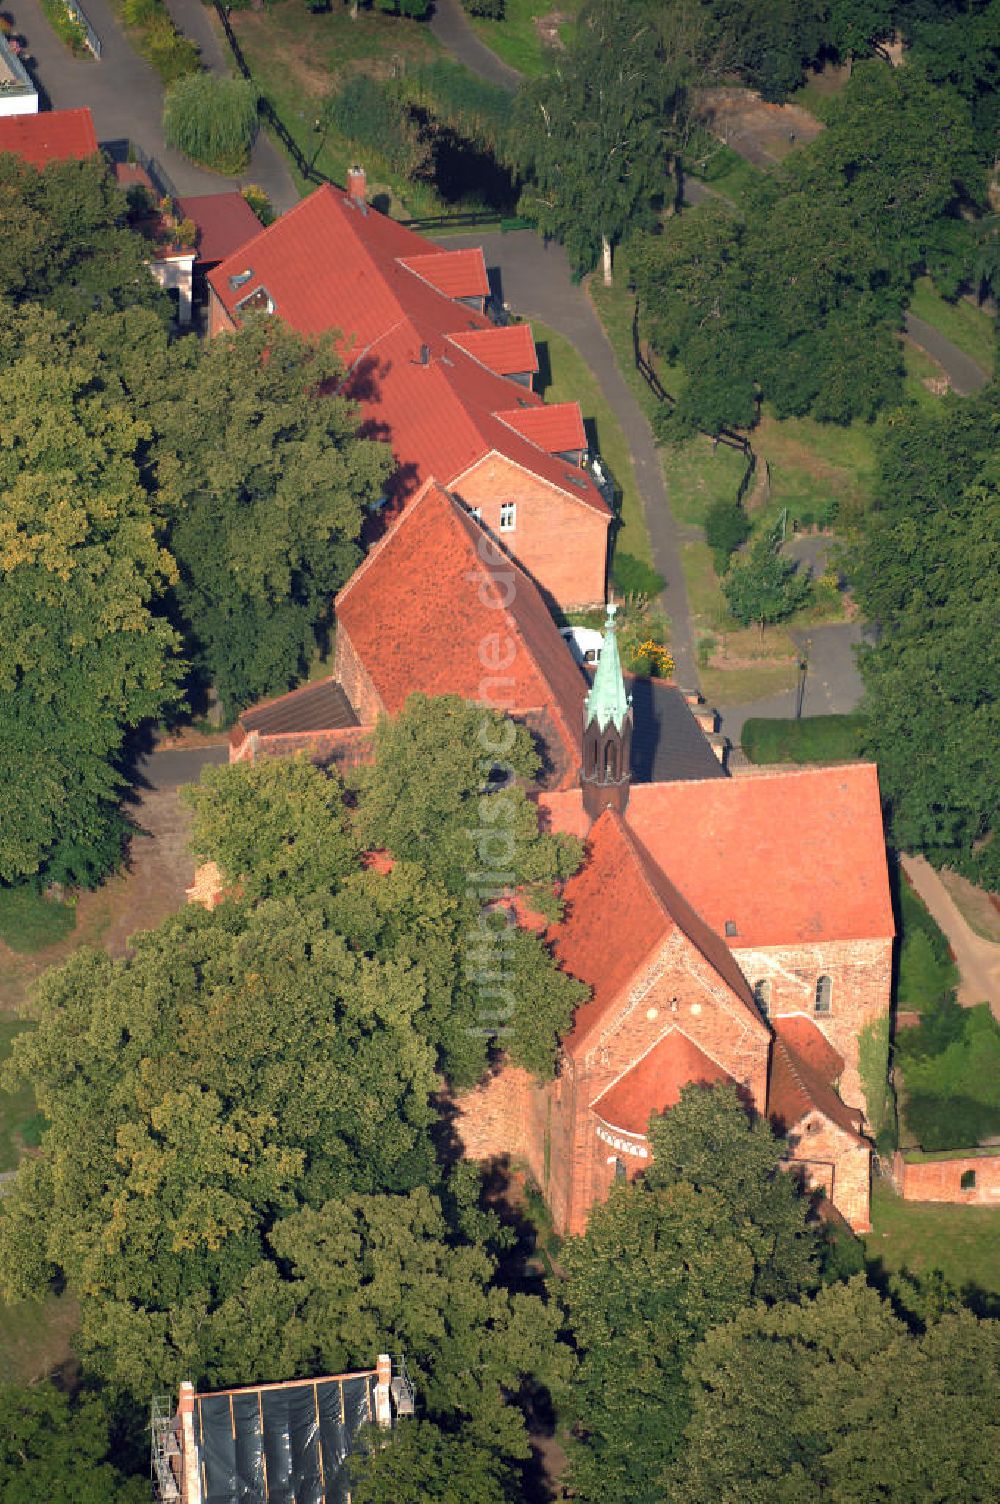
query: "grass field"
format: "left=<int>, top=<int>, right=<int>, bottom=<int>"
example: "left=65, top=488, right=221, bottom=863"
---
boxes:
left=469, top=0, right=583, bottom=77
left=530, top=319, right=654, bottom=578
left=909, top=277, right=996, bottom=376
left=681, top=140, right=763, bottom=206
left=0, top=886, right=76, bottom=954
left=864, top=1179, right=1000, bottom=1298
left=230, top=1, right=442, bottom=211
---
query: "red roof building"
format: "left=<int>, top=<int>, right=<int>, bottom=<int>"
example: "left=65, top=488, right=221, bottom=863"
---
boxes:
left=206, top=181, right=611, bottom=610
left=175, top=190, right=262, bottom=269
left=0, top=107, right=98, bottom=168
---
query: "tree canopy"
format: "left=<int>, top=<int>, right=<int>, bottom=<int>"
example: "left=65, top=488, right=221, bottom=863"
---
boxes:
left=851, top=385, right=999, bottom=885
left=560, top=1085, right=821, bottom=1504
left=668, top=1276, right=1000, bottom=1502
left=0, top=318, right=181, bottom=884
left=0, top=1382, right=147, bottom=1504
left=0, top=155, right=168, bottom=321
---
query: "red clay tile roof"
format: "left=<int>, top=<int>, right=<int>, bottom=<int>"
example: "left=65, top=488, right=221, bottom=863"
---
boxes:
left=206, top=185, right=609, bottom=518
left=539, top=764, right=893, bottom=947
left=769, top=1016, right=866, bottom=1143
left=496, top=402, right=587, bottom=454
left=0, top=107, right=98, bottom=168
left=592, top=1031, right=733, bottom=1136
left=175, top=191, right=262, bottom=266
left=448, top=324, right=539, bottom=378
left=335, top=480, right=588, bottom=786
left=398, top=249, right=489, bottom=299
left=546, top=809, right=762, bottom=1055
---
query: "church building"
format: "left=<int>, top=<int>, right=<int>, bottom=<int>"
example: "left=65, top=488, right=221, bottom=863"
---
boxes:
left=457, top=605, right=893, bottom=1233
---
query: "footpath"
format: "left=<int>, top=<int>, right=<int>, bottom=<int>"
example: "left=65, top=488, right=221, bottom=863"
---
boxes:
left=901, top=854, right=1000, bottom=1018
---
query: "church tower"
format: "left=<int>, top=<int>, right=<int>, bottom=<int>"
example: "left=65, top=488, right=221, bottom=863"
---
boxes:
left=581, top=602, right=633, bottom=822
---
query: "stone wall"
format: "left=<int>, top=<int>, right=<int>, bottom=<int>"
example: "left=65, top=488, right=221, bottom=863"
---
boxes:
left=784, top=1113, right=872, bottom=1231
left=455, top=454, right=609, bottom=612
left=893, top=1151, right=1000, bottom=1206
left=730, top=937, right=893, bottom=1120
left=334, top=621, right=384, bottom=725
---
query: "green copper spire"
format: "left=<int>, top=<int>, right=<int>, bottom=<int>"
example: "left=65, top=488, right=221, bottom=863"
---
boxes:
left=585, top=602, right=631, bottom=733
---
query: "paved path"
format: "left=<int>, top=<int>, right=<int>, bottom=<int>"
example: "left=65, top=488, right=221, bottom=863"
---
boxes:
left=7, top=0, right=297, bottom=208
left=901, top=854, right=1000, bottom=1017
left=444, top=229, right=699, bottom=687
left=715, top=621, right=867, bottom=747
left=429, top=0, right=521, bottom=92
left=903, top=313, right=990, bottom=397
left=134, top=742, right=229, bottom=790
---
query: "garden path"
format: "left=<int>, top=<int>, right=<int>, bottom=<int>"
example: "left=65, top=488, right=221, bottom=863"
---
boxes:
left=428, top=0, right=521, bottom=92
left=901, top=854, right=1000, bottom=1017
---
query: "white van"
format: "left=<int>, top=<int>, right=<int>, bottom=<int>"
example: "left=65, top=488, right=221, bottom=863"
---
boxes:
left=560, top=626, right=604, bottom=666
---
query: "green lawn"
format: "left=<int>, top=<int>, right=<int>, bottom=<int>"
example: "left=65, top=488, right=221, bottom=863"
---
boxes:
left=741, top=713, right=867, bottom=765
left=908, top=276, right=996, bottom=376
left=864, top=1179, right=1000, bottom=1297
left=665, top=435, right=749, bottom=527
left=230, top=1, right=443, bottom=212
left=530, top=318, right=656, bottom=579
left=681, top=140, right=763, bottom=207
left=0, top=1019, right=38, bottom=1173
left=469, top=0, right=583, bottom=77
left=0, top=1293, right=79, bottom=1385
left=0, top=886, right=76, bottom=954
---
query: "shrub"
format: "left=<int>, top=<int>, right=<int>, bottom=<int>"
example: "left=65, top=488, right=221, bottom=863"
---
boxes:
left=326, top=74, right=425, bottom=178
left=164, top=73, right=259, bottom=173
left=144, top=16, right=200, bottom=84
left=610, top=551, right=665, bottom=599
left=462, top=0, right=505, bottom=15
left=40, top=0, right=90, bottom=56
left=705, top=495, right=751, bottom=575
left=741, top=713, right=867, bottom=766
left=242, top=184, right=275, bottom=226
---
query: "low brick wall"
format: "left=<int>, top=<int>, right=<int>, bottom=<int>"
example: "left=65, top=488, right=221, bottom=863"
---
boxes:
left=893, top=1150, right=1000, bottom=1205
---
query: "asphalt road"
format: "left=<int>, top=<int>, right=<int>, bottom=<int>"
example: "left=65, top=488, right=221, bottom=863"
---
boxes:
left=133, top=743, right=229, bottom=790
left=428, top=0, right=521, bottom=92
left=903, top=312, right=990, bottom=396
left=7, top=0, right=297, bottom=209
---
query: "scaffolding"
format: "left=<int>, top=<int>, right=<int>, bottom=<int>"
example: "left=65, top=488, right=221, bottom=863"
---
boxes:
left=151, top=1395, right=181, bottom=1502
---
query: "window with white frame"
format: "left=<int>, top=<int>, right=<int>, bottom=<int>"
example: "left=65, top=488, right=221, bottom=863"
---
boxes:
left=499, top=501, right=516, bottom=531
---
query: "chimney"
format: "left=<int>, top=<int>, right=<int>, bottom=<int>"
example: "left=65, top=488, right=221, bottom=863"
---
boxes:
left=347, top=164, right=367, bottom=209
left=374, top=1354, right=393, bottom=1429
left=177, top=1382, right=202, bottom=1504
left=419, top=343, right=430, bottom=365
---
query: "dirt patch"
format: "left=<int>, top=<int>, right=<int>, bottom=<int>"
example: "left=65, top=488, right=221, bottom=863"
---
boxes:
left=0, top=789, right=196, bottom=1015
left=534, top=10, right=569, bottom=51
left=697, top=86, right=823, bottom=168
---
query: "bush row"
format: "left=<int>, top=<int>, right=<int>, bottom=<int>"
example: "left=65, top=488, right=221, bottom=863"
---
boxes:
left=118, top=0, right=199, bottom=85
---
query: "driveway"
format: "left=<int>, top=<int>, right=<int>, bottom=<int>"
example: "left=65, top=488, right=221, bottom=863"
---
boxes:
left=901, top=854, right=1000, bottom=1017
left=429, top=0, right=520, bottom=92
left=716, top=620, right=868, bottom=747
left=903, top=313, right=990, bottom=397
left=6, top=0, right=297, bottom=208
left=444, top=229, right=699, bottom=688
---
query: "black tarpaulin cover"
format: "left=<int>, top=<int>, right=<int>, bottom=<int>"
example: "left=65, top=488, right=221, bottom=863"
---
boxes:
left=195, top=1373, right=377, bottom=1504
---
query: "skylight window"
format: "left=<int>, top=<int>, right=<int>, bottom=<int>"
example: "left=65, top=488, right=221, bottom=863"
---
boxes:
left=228, top=267, right=253, bottom=291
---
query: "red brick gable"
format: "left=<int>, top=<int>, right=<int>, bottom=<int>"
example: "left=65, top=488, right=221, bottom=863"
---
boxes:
left=334, top=480, right=587, bottom=785
left=0, top=107, right=98, bottom=168
left=539, top=764, right=894, bottom=948
left=592, top=1031, right=733, bottom=1136
left=769, top=1016, right=866, bottom=1142
left=547, top=809, right=761, bottom=1056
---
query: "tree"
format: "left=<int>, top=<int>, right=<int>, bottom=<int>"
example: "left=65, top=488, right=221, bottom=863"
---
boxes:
left=0, top=1382, right=147, bottom=1504
left=560, top=1085, right=821, bottom=1504
left=667, top=1277, right=1000, bottom=1502
left=0, top=154, right=167, bottom=321
left=163, top=73, right=260, bottom=173
left=705, top=493, right=751, bottom=573
left=0, top=321, right=182, bottom=884
left=351, top=1421, right=515, bottom=1504
left=88, top=310, right=392, bottom=716
left=850, top=388, right=999, bottom=885
left=183, top=756, right=358, bottom=901
left=0, top=899, right=440, bottom=1388
left=722, top=532, right=812, bottom=632
left=507, top=0, right=688, bottom=281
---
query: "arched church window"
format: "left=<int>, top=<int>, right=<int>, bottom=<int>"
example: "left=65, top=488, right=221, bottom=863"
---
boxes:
left=614, top=1157, right=626, bottom=1181
left=604, top=740, right=618, bottom=781
left=814, top=975, right=832, bottom=1014
left=754, top=979, right=771, bottom=1017
left=584, top=731, right=599, bottom=779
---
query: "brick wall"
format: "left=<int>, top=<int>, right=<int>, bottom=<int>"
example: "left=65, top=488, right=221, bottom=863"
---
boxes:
left=454, top=455, right=609, bottom=611
left=783, top=1114, right=872, bottom=1230
left=893, top=1151, right=1000, bottom=1206
left=334, top=621, right=384, bottom=725
left=207, top=287, right=236, bottom=338
left=228, top=725, right=375, bottom=770
left=730, top=937, right=893, bottom=1120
